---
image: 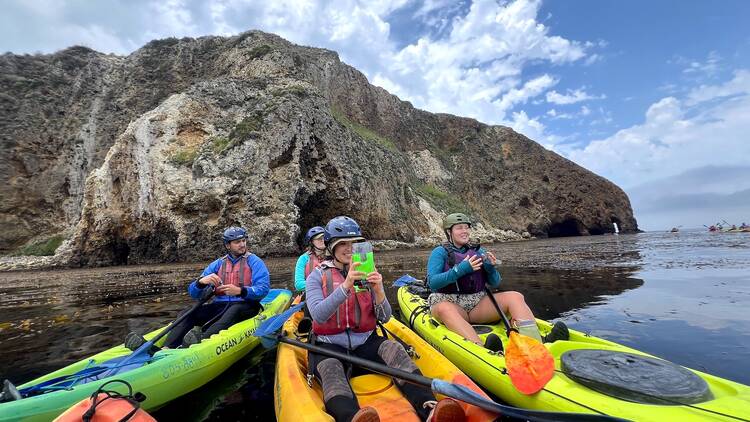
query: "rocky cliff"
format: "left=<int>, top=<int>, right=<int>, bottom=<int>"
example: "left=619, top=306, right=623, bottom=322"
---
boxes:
left=0, top=31, right=638, bottom=267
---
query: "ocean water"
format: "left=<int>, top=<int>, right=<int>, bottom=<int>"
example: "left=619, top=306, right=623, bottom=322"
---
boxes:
left=0, top=229, right=748, bottom=420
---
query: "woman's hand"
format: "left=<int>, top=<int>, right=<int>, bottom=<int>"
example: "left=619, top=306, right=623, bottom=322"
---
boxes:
left=464, top=254, right=483, bottom=272
left=366, top=268, right=387, bottom=304
left=365, top=270, right=384, bottom=294
left=344, top=260, right=365, bottom=291
left=483, top=251, right=498, bottom=266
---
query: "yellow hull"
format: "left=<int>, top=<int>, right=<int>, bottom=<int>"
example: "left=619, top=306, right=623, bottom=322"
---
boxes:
left=274, top=304, right=496, bottom=422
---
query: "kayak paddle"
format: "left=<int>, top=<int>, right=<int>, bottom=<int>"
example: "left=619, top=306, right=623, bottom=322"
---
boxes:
left=254, top=307, right=628, bottom=422
left=253, top=301, right=306, bottom=348
left=484, top=285, right=554, bottom=395
left=98, top=284, right=217, bottom=377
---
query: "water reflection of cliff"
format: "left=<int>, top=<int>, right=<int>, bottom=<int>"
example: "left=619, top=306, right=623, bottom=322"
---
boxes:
left=371, top=247, right=645, bottom=321
left=499, top=267, right=644, bottom=320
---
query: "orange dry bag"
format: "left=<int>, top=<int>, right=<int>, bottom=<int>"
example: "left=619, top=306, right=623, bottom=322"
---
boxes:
left=54, top=380, right=156, bottom=422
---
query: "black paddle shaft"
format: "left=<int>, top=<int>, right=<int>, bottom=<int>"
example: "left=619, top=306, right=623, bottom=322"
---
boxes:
left=484, top=285, right=515, bottom=336
left=279, top=336, right=431, bottom=387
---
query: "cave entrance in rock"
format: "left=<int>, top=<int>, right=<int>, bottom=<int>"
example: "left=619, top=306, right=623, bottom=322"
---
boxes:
left=295, top=190, right=349, bottom=248
left=548, top=218, right=583, bottom=238
left=112, top=239, right=130, bottom=265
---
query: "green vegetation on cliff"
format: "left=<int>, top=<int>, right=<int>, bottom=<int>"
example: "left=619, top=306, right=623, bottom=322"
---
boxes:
left=414, top=183, right=467, bottom=213
left=331, top=107, right=396, bottom=151
left=12, top=235, right=64, bottom=256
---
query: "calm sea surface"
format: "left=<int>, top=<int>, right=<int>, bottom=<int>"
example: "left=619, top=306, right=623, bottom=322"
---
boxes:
left=1, top=230, right=748, bottom=420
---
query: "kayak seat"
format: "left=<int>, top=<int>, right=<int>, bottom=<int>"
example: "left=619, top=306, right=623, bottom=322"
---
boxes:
left=561, top=349, right=713, bottom=405
left=471, top=325, right=494, bottom=335
left=351, top=374, right=394, bottom=397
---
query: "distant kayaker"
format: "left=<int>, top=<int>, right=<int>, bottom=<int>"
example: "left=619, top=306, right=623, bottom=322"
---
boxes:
left=294, top=226, right=326, bottom=292
left=425, top=213, right=569, bottom=351
left=125, top=226, right=270, bottom=350
left=306, top=216, right=464, bottom=422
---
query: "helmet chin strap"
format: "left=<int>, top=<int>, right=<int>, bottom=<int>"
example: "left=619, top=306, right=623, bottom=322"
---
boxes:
left=313, top=245, right=326, bottom=254
left=446, top=230, right=456, bottom=247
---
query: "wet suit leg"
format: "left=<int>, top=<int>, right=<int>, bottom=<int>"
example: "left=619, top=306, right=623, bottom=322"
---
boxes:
left=163, top=302, right=228, bottom=348
left=309, top=342, right=360, bottom=422
left=202, top=301, right=261, bottom=337
left=355, top=334, right=435, bottom=420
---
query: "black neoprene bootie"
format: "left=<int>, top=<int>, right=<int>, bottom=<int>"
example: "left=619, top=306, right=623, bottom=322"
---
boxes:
left=182, top=327, right=203, bottom=347
left=543, top=321, right=570, bottom=343
left=483, top=333, right=503, bottom=352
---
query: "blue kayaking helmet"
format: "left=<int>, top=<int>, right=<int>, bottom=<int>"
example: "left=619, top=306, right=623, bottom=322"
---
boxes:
left=223, top=226, right=247, bottom=244
left=324, top=216, right=365, bottom=251
left=304, top=226, right=325, bottom=245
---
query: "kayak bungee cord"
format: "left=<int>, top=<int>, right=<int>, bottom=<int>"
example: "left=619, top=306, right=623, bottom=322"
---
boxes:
left=406, top=299, right=614, bottom=416
left=441, top=335, right=611, bottom=417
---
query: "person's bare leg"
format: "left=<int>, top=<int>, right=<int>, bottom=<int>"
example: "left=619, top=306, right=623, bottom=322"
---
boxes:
left=467, top=291, right=534, bottom=323
left=431, top=301, right=482, bottom=345
left=468, top=291, right=544, bottom=341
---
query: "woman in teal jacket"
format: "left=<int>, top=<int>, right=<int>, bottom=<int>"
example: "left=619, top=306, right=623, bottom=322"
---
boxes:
left=426, top=213, right=568, bottom=349
left=294, top=226, right=326, bottom=292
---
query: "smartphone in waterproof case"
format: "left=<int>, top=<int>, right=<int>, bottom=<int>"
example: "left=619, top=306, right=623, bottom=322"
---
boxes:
left=351, top=242, right=375, bottom=281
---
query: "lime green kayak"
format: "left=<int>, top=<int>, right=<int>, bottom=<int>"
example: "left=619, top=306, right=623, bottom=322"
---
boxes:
left=398, top=286, right=750, bottom=421
left=1, top=288, right=291, bottom=422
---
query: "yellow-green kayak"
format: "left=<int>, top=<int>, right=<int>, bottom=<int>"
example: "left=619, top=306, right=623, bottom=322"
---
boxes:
left=398, top=286, right=750, bottom=422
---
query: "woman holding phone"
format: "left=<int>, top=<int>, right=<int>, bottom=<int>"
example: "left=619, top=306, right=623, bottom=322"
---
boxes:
left=425, top=213, right=568, bottom=350
left=305, top=216, right=463, bottom=422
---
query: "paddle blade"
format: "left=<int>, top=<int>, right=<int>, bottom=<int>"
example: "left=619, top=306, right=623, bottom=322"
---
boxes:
left=253, top=301, right=305, bottom=339
left=505, top=332, right=554, bottom=394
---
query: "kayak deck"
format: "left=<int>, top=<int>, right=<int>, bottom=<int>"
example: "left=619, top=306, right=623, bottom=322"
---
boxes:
left=398, top=286, right=750, bottom=422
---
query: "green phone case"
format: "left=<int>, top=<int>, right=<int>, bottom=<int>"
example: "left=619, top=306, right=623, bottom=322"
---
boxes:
left=352, top=251, right=375, bottom=279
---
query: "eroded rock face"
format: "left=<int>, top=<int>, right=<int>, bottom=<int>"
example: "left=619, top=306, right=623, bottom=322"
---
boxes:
left=1, top=31, right=637, bottom=266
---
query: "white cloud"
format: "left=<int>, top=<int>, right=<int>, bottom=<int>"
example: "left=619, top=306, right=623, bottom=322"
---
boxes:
left=564, top=70, right=750, bottom=189
left=496, top=74, right=558, bottom=111
left=546, top=88, right=605, bottom=105
left=1, top=0, right=596, bottom=147
left=682, top=50, right=722, bottom=77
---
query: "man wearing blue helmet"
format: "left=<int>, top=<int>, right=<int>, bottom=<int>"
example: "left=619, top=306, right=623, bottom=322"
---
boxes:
left=293, top=225, right=326, bottom=292
left=125, top=226, right=270, bottom=350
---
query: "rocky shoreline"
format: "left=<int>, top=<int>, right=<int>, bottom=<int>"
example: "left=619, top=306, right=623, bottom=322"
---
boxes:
left=0, top=223, right=528, bottom=272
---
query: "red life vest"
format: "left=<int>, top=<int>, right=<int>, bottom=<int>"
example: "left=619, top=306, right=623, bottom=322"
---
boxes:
left=216, top=253, right=253, bottom=296
left=304, top=251, right=324, bottom=278
left=312, top=262, right=376, bottom=335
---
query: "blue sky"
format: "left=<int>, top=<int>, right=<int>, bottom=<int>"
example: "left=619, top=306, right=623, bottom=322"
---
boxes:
left=2, top=0, right=749, bottom=230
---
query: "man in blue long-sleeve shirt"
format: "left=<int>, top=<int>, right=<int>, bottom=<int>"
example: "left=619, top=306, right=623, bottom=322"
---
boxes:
left=126, top=227, right=270, bottom=350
